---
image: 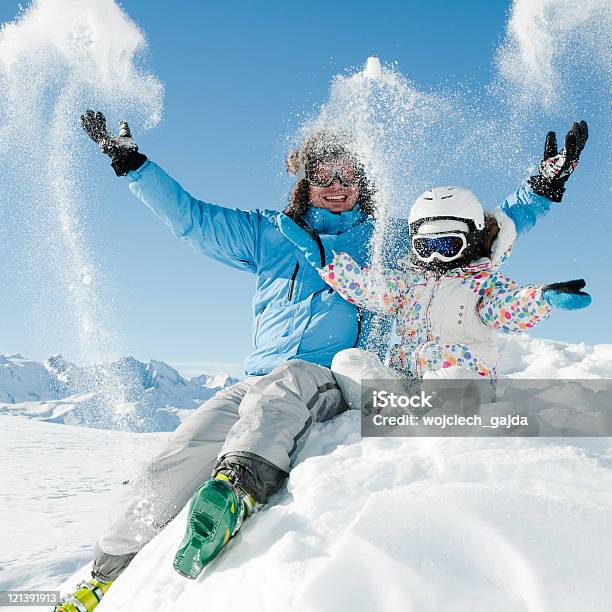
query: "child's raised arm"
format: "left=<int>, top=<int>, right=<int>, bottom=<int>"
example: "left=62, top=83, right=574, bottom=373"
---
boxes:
left=491, top=121, right=589, bottom=266
left=477, top=273, right=591, bottom=332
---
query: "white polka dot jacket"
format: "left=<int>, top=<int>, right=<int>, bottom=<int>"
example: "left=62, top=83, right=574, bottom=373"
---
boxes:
left=319, top=209, right=553, bottom=380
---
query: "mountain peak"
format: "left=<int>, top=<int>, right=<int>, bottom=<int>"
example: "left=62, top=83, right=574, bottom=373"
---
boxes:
left=147, top=359, right=183, bottom=383
left=190, top=372, right=239, bottom=389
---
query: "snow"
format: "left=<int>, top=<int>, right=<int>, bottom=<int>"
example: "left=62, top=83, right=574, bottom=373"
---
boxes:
left=364, top=56, right=382, bottom=79
left=95, top=417, right=612, bottom=612
left=499, top=335, right=612, bottom=378
left=2, top=334, right=612, bottom=611
left=496, top=0, right=611, bottom=107
left=0, top=417, right=168, bottom=594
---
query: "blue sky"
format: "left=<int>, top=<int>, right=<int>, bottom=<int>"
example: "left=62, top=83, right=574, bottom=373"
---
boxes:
left=1, top=0, right=610, bottom=377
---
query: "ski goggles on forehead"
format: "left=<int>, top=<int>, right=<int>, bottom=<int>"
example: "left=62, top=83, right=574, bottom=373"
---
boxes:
left=412, top=232, right=467, bottom=263
left=302, top=157, right=360, bottom=187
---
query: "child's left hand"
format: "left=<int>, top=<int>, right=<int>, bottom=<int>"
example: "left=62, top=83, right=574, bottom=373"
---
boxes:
left=542, top=279, right=592, bottom=310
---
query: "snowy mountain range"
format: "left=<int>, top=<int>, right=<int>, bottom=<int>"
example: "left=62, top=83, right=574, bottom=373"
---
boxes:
left=0, top=352, right=238, bottom=432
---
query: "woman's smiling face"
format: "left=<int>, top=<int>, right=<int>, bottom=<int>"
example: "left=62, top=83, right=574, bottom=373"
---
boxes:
left=307, top=157, right=360, bottom=213
left=308, top=179, right=359, bottom=213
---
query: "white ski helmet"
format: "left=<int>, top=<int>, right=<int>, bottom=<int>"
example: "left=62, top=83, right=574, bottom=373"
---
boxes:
left=409, top=186, right=486, bottom=270
left=409, top=186, right=485, bottom=231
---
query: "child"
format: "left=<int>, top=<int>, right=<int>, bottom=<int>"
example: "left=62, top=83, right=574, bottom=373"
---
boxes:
left=278, top=185, right=591, bottom=398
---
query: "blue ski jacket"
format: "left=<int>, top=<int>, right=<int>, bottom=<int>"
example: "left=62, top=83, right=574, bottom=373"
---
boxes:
left=126, top=160, right=552, bottom=375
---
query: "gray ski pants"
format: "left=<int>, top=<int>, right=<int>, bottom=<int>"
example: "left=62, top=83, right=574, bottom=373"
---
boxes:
left=92, top=359, right=347, bottom=580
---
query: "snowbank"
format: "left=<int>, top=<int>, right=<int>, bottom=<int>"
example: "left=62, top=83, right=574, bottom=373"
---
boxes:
left=75, top=337, right=612, bottom=610
left=4, top=335, right=612, bottom=610
left=98, top=418, right=612, bottom=611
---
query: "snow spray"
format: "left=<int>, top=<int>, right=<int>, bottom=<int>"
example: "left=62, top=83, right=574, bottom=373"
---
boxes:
left=495, top=0, right=611, bottom=110
left=301, top=57, right=456, bottom=269
left=296, top=0, right=611, bottom=352
left=0, top=0, right=163, bottom=428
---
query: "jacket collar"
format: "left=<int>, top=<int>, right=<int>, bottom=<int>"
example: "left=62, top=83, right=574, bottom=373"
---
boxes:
left=446, top=257, right=493, bottom=277
left=302, top=203, right=367, bottom=236
left=398, top=255, right=494, bottom=278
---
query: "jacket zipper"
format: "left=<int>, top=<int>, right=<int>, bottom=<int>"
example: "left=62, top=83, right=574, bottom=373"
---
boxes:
left=313, top=232, right=326, bottom=267
left=417, top=273, right=441, bottom=376
left=287, top=261, right=300, bottom=301
left=424, top=273, right=441, bottom=337
left=294, top=216, right=326, bottom=266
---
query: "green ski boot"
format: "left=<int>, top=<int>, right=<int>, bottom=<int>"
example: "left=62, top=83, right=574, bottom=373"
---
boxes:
left=173, top=474, right=255, bottom=579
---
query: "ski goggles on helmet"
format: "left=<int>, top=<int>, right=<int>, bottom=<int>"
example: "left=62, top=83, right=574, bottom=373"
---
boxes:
left=411, top=232, right=467, bottom=263
left=301, top=157, right=360, bottom=187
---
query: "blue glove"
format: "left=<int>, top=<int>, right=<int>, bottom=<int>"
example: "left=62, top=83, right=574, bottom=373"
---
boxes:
left=542, top=279, right=592, bottom=310
left=277, top=214, right=325, bottom=269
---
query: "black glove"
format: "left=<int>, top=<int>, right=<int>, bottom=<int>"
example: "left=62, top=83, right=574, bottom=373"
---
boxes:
left=81, top=110, right=147, bottom=176
left=528, top=120, right=588, bottom=203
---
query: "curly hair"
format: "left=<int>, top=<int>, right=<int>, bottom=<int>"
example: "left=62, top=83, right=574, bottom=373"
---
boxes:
left=481, top=213, right=500, bottom=258
left=283, top=130, right=377, bottom=220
